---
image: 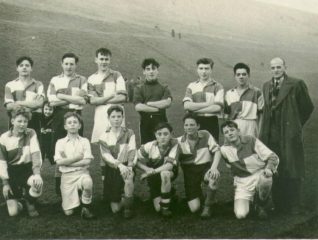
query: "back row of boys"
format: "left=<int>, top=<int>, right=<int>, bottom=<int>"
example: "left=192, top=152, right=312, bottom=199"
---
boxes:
left=1, top=47, right=313, bottom=220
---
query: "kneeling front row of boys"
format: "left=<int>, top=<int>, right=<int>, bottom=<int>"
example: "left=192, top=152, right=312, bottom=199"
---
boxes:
left=0, top=106, right=279, bottom=220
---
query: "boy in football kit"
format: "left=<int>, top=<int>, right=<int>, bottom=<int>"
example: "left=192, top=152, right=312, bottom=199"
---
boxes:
left=224, top=63, right=264, bottom=137
left=137, top=122, right=179, bottom=217
left=99, top=105, right=136, bottom=219
left=4, top=56, right=45, bottom=136
left=54, top=112, right=95, bottom=219
left=177, top=113, right=221, bottom=218
left=133, top=58, right=172, bottom=144
left=220, top=120, right=279, bottom=219
left=0, top=107, right=43, bottom=217
left=87, top=48, right=127, bottom=183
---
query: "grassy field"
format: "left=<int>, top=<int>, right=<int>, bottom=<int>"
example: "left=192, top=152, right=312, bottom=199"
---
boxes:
left=0, top=2, right=318, bottom=238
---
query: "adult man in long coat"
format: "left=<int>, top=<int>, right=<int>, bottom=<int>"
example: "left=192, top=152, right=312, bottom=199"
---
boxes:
left=260, top=57, right=314, bottom=214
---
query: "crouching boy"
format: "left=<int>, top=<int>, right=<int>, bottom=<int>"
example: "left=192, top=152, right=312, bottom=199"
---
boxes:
left=177, top=113, right=221, bottom=218
left=98, top=105, right=136, bottom=219
left=54, top=112, right=95, bottom=219
left=220, top=120, right=279, bottom=219
left=0, top=107, right=43, bottom=217
left=137, top=122, right=179, bottom=218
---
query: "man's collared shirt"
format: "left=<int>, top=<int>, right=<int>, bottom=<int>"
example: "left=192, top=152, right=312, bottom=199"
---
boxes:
left=220, top=135, right=279, bottom=178
left=137, top=139, right=179, bottom=169
left=225, top=85, right=264, bottom=120
left=4, top=78, right=45, bottom=113
left=47, top=73, right=87, bottom=110
left=0, top=128, right=42, bottom=180
left=99, top=127, right=137, bottom=167
left=183, top=79, right=224, bottom=117
left=177, top=130, right=219, bottom=165
left=87, top=69, right=127, bottom=100
left=54, top=135, right=93, bottom=173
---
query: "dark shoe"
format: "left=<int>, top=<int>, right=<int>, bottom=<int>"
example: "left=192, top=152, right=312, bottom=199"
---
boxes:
left=25, top=201, right=39, bottom=217
left=124, top=209, right=133, bottom=219
left=257, top=206, right=268, bottom=219
left=160, top=208, right=172, bottom=218
left=200, top=206, right=211, bottom=219
left=81, top=207, right=95, bottom=220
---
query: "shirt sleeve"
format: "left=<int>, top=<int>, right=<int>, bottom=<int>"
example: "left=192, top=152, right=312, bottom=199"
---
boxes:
left=29, top=130, right=42, bottom=174
left=83, top=138, right=94, bottom=159
left=4, top=84, right=14, bottom=106
left=164, top=142, right=179, bottom=166
left=87, top=78, right=98, bottom=97
left=36, top=81, right=45, bottom=98
left=47, top=78, right=59, bottom=102
left=0, top=135, right=9, bottom=180
left=162, top=85, right=172, bottom=100
left=133, top=86, right=143, bottom=104
left=214, top=87, right=224, bottom=106
left=137, top=143, right=150, bottom=165
left=254, top=138, right=279, bottom=172
left=115, top=73, right=128, bottom=96
left=183, top=84, right=193, bottom=103
left=208, top=133, right=219, bottom=154
left=54, top=139, right=64, bottom=162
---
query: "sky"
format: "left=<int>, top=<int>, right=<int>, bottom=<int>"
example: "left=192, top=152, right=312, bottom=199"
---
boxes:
left=256, top=0, right=318, bottom=14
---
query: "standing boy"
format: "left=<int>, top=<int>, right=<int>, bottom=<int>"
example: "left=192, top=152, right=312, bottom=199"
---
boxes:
left=4, top=56, right=44, bottom=135
left=183, top=58, right=224, bottom=141
left=133, top=58, right=172, bottom=144
left=47, top=53, right=88, bottom=194
left=137, top=122, right=179, bottom=217
left=54, top=112, right=95, bottom=219
left=0, top=107, right=43, bottom=217
left=220, top=120, right=279, bottom=219
left=224, top=63, right=264, bottom=136
left=177, top=113, right=221, bottom=218
left=99, top=105, right=136, bottom=219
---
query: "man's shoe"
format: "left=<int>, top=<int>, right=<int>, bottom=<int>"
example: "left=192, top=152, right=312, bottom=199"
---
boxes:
left=160, top=208, right=172, bottom=218
left=81, top=207, right=95, bottom=220
left=200, top=206, right=211, bottom=219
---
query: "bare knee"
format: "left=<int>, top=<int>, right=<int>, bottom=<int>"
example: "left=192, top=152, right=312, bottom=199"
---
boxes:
left=64, top=209, right=74, bottom=216
left=234, top=199, right=250, bottom=219
left=188, top=198, right=200, bottom=213
left=82, top=177, right=93, bottom=190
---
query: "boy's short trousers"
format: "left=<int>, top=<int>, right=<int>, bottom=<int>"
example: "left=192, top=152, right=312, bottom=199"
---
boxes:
left=234, top=170, right=264, bottom=201
left=147, top=167, right=177, bottom=199
left=181, top=162, right=217, bottom=201
left=103, top=164, right=129, bottom=202
left=61, top=170, right=92, bottom=210
left=8, top=163, right=33, bottom=199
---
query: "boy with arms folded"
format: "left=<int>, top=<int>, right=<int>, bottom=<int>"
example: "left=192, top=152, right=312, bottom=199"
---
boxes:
left=99, top=105, right=136, bottom=219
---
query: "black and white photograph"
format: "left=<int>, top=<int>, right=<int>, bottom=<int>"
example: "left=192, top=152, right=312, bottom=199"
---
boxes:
left=0, top=0, right=316, bottom=238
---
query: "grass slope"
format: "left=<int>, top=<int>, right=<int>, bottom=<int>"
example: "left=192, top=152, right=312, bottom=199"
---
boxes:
left=0, top=2, right=317, bottom=238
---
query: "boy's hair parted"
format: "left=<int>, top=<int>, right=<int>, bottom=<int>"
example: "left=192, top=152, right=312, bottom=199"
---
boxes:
left=233, top=62, right=250, bottom=75
left=11, top=106, right=32, bottom=120
left=95, top=48, right=112, bottom=57
left=61, top=53, right=79, bottom=63
left=63, top=112, right=83, bottom=125
left=153, top=122, right=173, bottom=133
left=196, top=58, right=214, bottom=68
left=107, top=105, right=124, bottom=117
left=141, top=58, right=160, bottom=69
left=16, top=56, right=34, bottom=67
left=220, top=120, right=239, bottom=133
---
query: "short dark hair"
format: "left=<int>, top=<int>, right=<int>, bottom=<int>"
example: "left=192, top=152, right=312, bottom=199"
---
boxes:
left=196, top=58, right=214, bottom=68
left=182, top=113, right=199, bottom=125
left=43, top=100, right=53, bottom=110
left=107, top=105, right=124, bottom=117
left=16, top=56, right=33, bottom=67
left=154, top=122, right=173, bottom=133
left=63, top=112, right=82, bottom=125
left=11, top=106, right=32, bottom=120
left=142, top=58, right=160, bottom=69
left=220, top=120, right=238, bottom=133
left=234, top=62, right=250, bottom=75
left=96, top=48, right=112, bottom=57
left=62, top=53, right=79, bottom=63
